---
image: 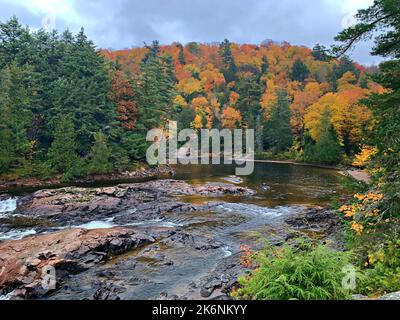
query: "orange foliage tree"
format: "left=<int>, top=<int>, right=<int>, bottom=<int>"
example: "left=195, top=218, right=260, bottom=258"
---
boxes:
left=110, top=70, right=138, bottom=130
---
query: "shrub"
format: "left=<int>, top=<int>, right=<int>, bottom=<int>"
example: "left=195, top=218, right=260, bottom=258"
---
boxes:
left=234, top=241, right=355, bottom=300
left=360, top=240, right=400, bottom=296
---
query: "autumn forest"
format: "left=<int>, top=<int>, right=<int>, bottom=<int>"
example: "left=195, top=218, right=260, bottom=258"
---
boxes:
left=0, top=17, right=383, bottom=181
left=0, top=0, right=400, bottom=302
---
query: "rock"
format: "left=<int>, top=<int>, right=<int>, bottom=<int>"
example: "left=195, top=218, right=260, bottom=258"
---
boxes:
left=376, top=292, right=400, bottom=300
left=261, top=183, right=271, bottom=191
left=0, top=227, right=155, bottom=299
left=196, top=253, right=247, bottom=299
left=195, top=183, right=256, bottom=196
left=93, top=282, right=122, bottom=300
left=160, top=232, right=222, bottom=251
left=0, top=194, right=11, bottom=202
left=14, top=180, right=256, bottom=227
left=285, top=207, right=344, bottom=250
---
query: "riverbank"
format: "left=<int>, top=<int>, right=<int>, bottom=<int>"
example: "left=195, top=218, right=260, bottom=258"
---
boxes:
left=242, top=158, right=371, bottom=183
left=0, top=165, right=174, bottom=194
left=0, top=158, right=371, bottom=194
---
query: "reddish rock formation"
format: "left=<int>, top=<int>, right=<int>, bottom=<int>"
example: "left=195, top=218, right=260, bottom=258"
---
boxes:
left=0, top=228, right=155, bottom=299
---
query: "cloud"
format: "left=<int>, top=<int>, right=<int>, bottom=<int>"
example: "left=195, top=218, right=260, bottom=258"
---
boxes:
left=0, top=0, right=381, bottom=65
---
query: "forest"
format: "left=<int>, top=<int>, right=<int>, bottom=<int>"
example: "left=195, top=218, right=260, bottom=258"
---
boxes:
left=0, top=16, right=383, bottom=183
left=1, top=0, right=400, bottom=300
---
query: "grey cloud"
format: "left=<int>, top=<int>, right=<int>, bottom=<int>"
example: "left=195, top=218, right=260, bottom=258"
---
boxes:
left=0, top=0, right=380, bottom=65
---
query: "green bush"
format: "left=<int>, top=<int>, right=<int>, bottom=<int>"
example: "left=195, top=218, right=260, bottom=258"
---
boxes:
left=360, top=240, right=400, bottom=296
left=234, top=241, right=356, bottom=300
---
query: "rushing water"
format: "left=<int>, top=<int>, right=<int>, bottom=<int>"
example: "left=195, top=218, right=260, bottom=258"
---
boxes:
left=0, top=162, right=346, bottom=299
left=0, top=198, right=17, bottom=218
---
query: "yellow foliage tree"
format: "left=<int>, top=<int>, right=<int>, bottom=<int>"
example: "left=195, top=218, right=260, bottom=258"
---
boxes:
left=305, top=88, right=373, bottom=148
left=177, top=77, right=202, bottom=96
left=222, top=107, right=242, bottom=130
left=353, top=145, right=378, bottom=168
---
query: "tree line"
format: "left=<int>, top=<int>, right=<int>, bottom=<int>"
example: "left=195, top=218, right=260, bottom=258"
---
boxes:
left=0, top=16, right=381, bottom=182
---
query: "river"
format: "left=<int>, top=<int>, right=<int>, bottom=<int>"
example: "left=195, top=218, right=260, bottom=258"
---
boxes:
left=0, top=162, right=346, bottom=300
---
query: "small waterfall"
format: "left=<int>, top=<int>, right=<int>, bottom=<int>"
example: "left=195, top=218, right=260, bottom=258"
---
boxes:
left=0, top=197, right=17, bottom=218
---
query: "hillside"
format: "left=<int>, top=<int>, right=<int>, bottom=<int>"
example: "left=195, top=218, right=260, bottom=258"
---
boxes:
left=0, top=17, right=382, bottom=182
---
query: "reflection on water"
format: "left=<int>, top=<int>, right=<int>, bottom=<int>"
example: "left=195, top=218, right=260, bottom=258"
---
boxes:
left=172, top=162, right=344, bottom=207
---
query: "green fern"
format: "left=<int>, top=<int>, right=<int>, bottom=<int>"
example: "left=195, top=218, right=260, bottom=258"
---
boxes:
left=234, top=240, right=357, bottom=300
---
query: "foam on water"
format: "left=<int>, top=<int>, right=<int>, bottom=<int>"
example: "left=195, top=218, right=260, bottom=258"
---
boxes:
left=0, top=229, right=36, bottom=241
left=126, top=218, right=183, bottom=228
left=0, top=293, right=12, bottom=300
left=76, top=220, right=116, bottom=230
left=69, top=216, right=183, bottom=231
left=215, top=203, right=301, bottom=218
left=221, top=246, right=232, bottom=258
left=222, top=176, right=243, bottom=184
left=0, top=198, right=17, bottom=217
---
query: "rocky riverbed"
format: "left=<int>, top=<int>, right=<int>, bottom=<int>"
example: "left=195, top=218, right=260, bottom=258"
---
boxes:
left=0, top=177, right=344, bottom=300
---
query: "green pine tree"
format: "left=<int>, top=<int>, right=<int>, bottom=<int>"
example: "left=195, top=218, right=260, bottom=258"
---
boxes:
left=87, top=132, right=112, bottom=175
left=290, top=59, right=310, bottom=82
left=219, top=39, right=237, bottom=83
left=135, top=41, right=176, bottom=130
left=47, top=116, right=78, bottom=172
left=178, top=43, right=186, bottom=65
left=264, top=90, right=293, bottom=152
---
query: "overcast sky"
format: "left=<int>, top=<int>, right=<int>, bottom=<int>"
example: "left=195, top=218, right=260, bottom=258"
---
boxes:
left=0, top=0, right=381, bottom=65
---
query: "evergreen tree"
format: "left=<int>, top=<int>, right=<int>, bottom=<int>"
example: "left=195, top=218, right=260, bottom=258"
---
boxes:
left=328, top=56, right=359, bottom=91
left=236, top=75, right=263, bottom=151
left=47, top=116, right=78, bottom=172
left=264, top=90, right=292, bottom=152
left=261, top=55, right=269, bottom=75
left=0, top=16, right=32, bottom=68
left=0, top=67, right=15, bottom=173
left=53, top=28, right=113, bottom=154
left=87, top=132, right=112, bottom=174
left=186, top=42, right=200, bottom=56
left=219, top=39, right=237, bottom=83
left=177, top=43, right=186, bottom=65
left=135, top=41, right=176, bottom=130
left=290, top=59, right=310, bottom=82
left=0, top=63, right=34, bottom=172
left=312, top=44, right=332, bottom=62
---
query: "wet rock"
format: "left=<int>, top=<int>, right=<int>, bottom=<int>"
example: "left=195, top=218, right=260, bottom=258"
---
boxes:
left=376, top=292, right=400, bottom=300
left=93, top=282, right=123, bottom=300
left=285, top=207, right=344, bottom=250
left=195, top=183, right=256, bottom=196
left=197, top=253, right=246, bottom=299
left=14, top=180, right=255, bottom=227
left=158, top=292, right=179, bottom=300
left=160, top=232, right=222, bottom=251
left=0, top=194, right=11, bottom=201
left=0, top=227, right=155, bottom=299
left=136, top=244, right=174, bottom=266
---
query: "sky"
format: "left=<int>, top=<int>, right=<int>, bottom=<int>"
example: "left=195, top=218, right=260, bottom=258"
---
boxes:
left=0, top=0, right=381, bottom=65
